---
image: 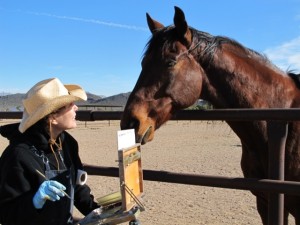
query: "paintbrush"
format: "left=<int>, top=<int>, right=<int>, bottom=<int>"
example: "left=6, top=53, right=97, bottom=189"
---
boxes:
left=35, top=169, right=71, bottom=199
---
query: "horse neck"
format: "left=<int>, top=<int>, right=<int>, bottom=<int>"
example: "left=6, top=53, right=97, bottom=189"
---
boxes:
left=191, top=40, right=300, bottom=151
left=197, top=44, right=294, bottom=109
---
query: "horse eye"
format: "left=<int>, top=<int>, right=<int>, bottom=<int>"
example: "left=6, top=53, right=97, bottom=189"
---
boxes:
left=166, top=59, right=177, bottom=67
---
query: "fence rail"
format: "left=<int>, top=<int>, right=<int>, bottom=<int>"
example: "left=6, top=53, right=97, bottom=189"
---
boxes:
left=2, top=108, right=300, bottom=121
left=84, top=164, right=300, bottom=195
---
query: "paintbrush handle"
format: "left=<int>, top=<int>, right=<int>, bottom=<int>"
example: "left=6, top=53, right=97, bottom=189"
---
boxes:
left=35, top=169, right=72, bottom=199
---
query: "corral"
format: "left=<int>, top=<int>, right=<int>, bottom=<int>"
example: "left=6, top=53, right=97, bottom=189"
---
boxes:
left=0, top=109, right=299, bottom=225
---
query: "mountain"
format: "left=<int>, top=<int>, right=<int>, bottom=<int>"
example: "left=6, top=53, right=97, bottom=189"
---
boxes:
left=86, top=92, right=104, bottom=102
left=91, top=92, right=131, bottom=106
left=0, top=93, right=24, bottom=111
left=0, top=92, right=130, bottom=111
left=0, top=92, right=12, bottom=96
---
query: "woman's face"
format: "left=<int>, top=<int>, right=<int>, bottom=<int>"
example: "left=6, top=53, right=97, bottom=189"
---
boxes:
left=50, top=102, right=78, bottom=136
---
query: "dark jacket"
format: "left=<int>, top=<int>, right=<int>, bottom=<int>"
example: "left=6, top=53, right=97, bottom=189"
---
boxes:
left=0, top=123, right=98, bottom=225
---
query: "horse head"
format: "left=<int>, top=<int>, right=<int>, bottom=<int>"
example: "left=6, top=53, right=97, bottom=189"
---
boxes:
left=121, top=6, right=204, bottom=144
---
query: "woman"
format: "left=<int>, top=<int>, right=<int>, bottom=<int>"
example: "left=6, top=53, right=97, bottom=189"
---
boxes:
left=0, top=78, right=99, bottom=225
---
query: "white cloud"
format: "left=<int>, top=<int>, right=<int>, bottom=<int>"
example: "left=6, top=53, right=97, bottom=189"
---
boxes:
left=264, top=37, right=300, bottom=72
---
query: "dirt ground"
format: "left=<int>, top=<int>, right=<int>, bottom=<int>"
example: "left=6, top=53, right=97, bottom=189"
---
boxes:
left=0, top=120, right=296, bottom=225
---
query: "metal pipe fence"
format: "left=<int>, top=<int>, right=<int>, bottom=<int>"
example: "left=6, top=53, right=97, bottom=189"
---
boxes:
left=2, top=108, right=300, bottom=121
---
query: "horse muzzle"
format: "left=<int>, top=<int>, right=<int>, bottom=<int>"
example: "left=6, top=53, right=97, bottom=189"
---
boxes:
left=136, top=125, right=153, bottom=144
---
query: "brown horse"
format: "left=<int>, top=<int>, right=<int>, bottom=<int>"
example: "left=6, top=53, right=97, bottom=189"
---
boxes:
left=120, top=6, right=300, bottom=225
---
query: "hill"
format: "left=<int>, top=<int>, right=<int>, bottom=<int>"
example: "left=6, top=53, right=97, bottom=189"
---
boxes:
left=0, top=92, right=130, bottom=111
left=0, top=93, right=24, bottom=111
left=91, top=92, right=131, bottom=106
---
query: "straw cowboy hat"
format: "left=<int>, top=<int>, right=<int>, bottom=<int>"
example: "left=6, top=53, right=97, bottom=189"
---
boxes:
left=19, top=78, right=87, bottom=133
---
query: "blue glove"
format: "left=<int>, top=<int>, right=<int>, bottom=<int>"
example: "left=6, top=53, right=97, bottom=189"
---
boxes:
left=33, top=180, right=66, bottom=209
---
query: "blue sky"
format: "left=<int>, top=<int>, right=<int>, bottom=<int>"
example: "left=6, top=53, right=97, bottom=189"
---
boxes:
left=1, top=1, right=300, bottom=97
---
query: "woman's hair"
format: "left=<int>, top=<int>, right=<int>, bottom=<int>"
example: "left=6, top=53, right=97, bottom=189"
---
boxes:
left=26, top=115, right=50, bottom=135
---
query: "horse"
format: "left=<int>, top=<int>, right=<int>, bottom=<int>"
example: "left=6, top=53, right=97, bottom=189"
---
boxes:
left=120, top=6, right=300, bottom=225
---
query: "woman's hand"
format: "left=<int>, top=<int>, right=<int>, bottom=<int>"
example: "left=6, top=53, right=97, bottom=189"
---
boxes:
left=32, top=180, right=66, bottom=209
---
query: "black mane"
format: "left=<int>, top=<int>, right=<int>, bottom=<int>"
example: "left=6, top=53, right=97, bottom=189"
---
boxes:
left=288, top=71, right=300, bottom=89
left=190, top=27, right=269, bottom=64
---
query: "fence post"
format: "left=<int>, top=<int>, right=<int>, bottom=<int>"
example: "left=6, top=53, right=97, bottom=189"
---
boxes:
left=267, top=121, right=287, bottom=225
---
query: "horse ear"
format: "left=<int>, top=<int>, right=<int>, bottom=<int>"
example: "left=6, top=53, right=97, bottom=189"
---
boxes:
left=173, top=6, right=192, bottom=46
left=146, top=13, right=164, bottom=34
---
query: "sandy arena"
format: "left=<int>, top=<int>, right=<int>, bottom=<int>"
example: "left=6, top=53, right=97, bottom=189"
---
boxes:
left=0, top=120, right=296, bottom=225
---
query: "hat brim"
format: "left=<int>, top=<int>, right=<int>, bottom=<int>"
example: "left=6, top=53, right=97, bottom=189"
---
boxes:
left=19, top=84, right=87, bottom=133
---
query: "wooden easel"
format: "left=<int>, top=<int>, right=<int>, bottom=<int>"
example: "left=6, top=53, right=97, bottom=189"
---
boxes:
left=77, top=144, right=144, bottom=225
left=119, top=144, right=144, bottom=212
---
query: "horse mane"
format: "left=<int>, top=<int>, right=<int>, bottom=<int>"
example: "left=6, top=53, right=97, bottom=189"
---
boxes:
left=144, top=25, right=265, bottom=61
left=144, top=25, right=300, bottom=88
left=190, top=28, right=300, bottom=89
left=144, top=26, right=177, bottom=57
left=189, top=27, right=272, bottom=66
left=288, top=71, right=300, bottom=88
